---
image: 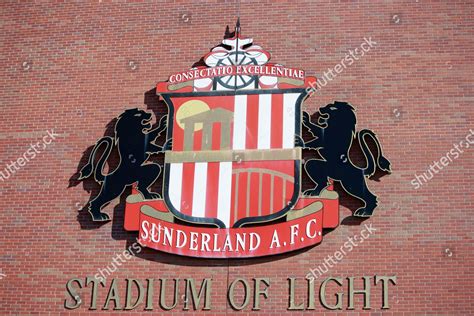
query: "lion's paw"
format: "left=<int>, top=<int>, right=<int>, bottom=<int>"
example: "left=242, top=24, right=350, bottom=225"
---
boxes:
left=142, top=192, right=161, bottom=200
left=150, top=193, right=161, bottom=199
left=303, top=188, right=322, bottom=197
left=165, top=139, right=173, bottom=151
left=294, top=135, right=305, bottom=148
left=90, top=211, right=111, bottom=222
left=354, top=208, right=373, bottom=218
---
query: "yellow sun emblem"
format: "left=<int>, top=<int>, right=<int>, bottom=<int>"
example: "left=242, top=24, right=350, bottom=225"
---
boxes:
left=176, top=100, right=210, bottom=131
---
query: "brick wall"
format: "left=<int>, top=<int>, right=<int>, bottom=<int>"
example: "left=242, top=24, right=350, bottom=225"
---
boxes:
left=0, top=1, right=473, bottom=314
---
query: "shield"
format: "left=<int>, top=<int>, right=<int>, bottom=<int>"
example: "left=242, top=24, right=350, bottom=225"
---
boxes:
left=161, top=89, right=304, bottom=228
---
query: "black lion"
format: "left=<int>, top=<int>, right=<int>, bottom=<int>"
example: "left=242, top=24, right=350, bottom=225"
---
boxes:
left=296, top=101, right=391, bottom=217
left=79, top=108, right=170, bottom=221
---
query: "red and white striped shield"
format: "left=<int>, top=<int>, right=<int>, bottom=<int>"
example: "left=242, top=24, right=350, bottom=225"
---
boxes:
left=162, top=90, right=304, bottom=228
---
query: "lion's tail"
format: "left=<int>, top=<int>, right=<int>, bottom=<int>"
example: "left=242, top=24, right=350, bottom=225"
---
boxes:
left=357, top=129, right=391, bottom=177
left=78, top=137, right=114, bottom=183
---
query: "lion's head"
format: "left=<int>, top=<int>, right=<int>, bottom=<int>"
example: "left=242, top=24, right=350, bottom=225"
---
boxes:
left=317, top=101, right=356, bottom=132
left=115, top=108, right=153, bottom=141
left=315, top=102, right=357, bottom=157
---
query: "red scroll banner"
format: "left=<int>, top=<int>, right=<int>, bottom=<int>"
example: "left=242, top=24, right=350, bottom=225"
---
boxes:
left=124, top=188, right=339, bottom=258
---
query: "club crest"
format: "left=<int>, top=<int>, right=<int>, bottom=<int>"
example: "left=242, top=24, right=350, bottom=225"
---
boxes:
left=77, top=21, right=391, bottom=258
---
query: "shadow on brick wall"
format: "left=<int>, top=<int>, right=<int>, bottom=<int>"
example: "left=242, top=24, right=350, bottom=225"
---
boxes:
left=68, top=118, right=120, bottom=230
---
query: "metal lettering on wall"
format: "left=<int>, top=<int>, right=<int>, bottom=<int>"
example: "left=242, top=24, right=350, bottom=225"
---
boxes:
left=65, top=275, right=397, bottom=311
left=78, top=21, right=391, bottom=258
